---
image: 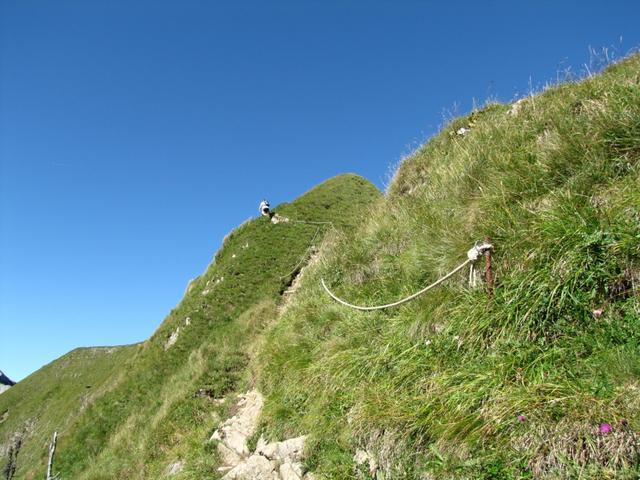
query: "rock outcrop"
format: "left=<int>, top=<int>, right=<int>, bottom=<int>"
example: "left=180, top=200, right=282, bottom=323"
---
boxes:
left=210, top=390, right=312, bottom=480
left=164, top=460, right=184, bottom=476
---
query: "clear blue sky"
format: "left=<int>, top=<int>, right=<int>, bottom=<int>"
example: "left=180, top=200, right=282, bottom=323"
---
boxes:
left=1, top=1, right=639, bottom=382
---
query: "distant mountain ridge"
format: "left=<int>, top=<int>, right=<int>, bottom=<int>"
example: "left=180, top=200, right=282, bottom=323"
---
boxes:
left=0, top=370, right=15, bottom=395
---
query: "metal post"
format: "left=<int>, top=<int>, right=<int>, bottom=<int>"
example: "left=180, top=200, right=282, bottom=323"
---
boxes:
left=483, top=237, right=494, bottom=298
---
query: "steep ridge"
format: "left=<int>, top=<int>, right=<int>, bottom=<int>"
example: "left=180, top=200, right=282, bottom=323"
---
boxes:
left=0, top=174, right=380, bottom=479
left=258, top=55, right=640, bottom=479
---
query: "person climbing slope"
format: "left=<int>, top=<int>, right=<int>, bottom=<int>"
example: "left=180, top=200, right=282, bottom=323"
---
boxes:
left=258, top=198, right=292, bottom=223
left=259, top=199, right=272, bottom=218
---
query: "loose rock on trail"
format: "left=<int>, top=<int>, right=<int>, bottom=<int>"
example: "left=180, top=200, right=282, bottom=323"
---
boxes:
left=209, top=390, right=313, bottom=480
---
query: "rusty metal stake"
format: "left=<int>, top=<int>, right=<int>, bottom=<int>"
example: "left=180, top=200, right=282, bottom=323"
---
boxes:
left=483, top=236, right=494, bottom=298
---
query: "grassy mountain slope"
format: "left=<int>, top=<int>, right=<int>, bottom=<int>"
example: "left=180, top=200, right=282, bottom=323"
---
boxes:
left=3, top=55, right=639, bottom=480
left=0, top=346, right=137, bottom=478
left=258, top=55, right=640, bottom=479
left=0, top=174, right=380, bottom=479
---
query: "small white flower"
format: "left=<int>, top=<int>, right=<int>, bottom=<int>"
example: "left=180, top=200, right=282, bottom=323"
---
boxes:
left=424, top=340, right=432, bottom=347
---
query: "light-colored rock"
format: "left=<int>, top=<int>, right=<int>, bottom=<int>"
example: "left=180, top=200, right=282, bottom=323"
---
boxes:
left=224, top=429, right=251, bottom=457
left=210, top=391, right=264, bottom=456
left=296, top=464, right=307, bottom=478
left=280, top=462, right=302, bottom=480
left=353, top=448, right=378, bottom=476
left=222, top=454, right=278, bottom=480
left=218, top=442, right=244, bottom=466
left=271, top=214, right=289, bottom=224
left=257, top=436, right=306, bottom=463
left=211, top=390, right=311, bottom=479
left=164, top=327, right=180, bottom=350
left=508, top=98, right=526, bottom=116
left=256, top=435, right=269, bottom=452
left=165, top=460, right=184, bottom=475
left=289, top=461, right=305, bottom=478
left=354, top=449, right=369, bottom=465
left=234, top=391, right=264, bottom=436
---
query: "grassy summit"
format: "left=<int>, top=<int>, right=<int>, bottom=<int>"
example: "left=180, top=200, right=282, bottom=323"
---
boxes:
left=0, top=174, right=380, bottom=479
left=258, top=55, right=640, bottom=478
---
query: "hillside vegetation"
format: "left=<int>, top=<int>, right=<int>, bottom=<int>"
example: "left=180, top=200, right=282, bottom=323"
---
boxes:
left=0, top=346, right=137, bottom=478
left=257, top=55, right=640, bottom=479
left=2, top=54, right=639, bottom=480
left=0, top=175, right=380, bottom=479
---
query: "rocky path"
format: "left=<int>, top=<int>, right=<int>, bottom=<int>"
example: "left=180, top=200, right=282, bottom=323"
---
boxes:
left=210, top=390, right=313, bottom=480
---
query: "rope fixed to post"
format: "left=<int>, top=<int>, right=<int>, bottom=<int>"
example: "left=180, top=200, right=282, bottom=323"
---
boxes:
left=321, top=241, right=493, bottom=311
left=270, top=214, right=336, bottom=227
left=467, top=240, right=492, bottom=288
left=289, top=219, right=334, bottom=226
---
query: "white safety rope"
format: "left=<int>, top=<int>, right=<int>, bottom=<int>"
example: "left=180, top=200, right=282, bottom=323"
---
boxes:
left=271, top=214, right=335, bottom=226
left=466, top=241, right=492, bottom=288
left=288, top=219, right=334, bottom=226
left=279, top=226, right=323, bottom=280
left=321, top=241, right=492, bottom=311
left=277, top=219, right=335, bottom=279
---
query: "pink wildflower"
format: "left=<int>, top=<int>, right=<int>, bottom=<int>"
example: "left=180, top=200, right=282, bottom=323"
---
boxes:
left=592, top=307, right=604, bottom=319
left=517, top=415, right=526, bottom=423
left=599, top=422, right=612, bottom=434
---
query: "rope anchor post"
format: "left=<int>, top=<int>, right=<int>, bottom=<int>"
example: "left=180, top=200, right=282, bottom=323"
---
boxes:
left=322, top=240, right=494, bottom=311
left=466, top=240, right=493, bottom=293
left=483, top=236, right=494, bottom=297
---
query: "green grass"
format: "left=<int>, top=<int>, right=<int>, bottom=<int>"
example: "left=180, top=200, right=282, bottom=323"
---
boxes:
left=0, top=174, right=380, bottom=479
left=3, top=54, right=640, bottom=480
left=0, top=345, right=138, bottom=479
left=258, top=55, right=640, bottom=479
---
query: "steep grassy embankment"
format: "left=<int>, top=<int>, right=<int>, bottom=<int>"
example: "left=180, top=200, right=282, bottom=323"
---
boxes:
left=0, top=174, right=380, bottom=479
left=3, top=54, right=639, bottom=480
left=258, top=56, right=640, bottom=479
left=0, top=346, right=137, bottom=477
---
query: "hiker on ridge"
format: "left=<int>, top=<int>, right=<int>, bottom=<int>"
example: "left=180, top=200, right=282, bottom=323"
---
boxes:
left=259, top=199, right=272, bottom=218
